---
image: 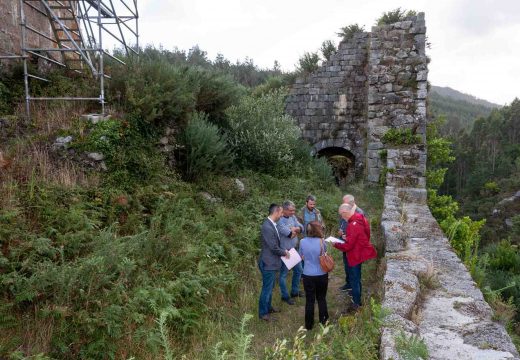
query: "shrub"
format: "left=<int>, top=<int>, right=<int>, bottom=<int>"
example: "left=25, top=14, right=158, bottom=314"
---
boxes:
left=225, top=90, right=301, bottom=173
left=427, top=190, right=459, bottom=223
left=108, top=59, right=197, bottom=127
left=442, top=216, right=485, bottom=266
left=296, top=52, right=320, bottom=75
left=311, top=157, right=336, bottom=187
left=336, top=24, right=365, bottom=41
left=108, top=59, right=243, bottom=129
left=426, top=168, right=448, bottom=190
left=189, top=68, right=245, bottom=128
left=251, top=76, right=287, bottom=98
left=488, top=240, right=520, bottom=273
left=179, top=112, right=234, bottom=180
left=382, top=128, right=422, bottom=145
left=483, top=181, right=500, bottom=195
left=376, top=8, right=417, bottom=26
left=320, top=40, right=336, bottom=61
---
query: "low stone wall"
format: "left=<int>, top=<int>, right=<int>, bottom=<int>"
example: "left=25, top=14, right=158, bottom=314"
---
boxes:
left=380, top=185, right=519, bottom=360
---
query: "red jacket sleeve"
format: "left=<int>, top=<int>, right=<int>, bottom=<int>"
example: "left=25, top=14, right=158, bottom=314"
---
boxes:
left=333, top=222, right=362, bottom=252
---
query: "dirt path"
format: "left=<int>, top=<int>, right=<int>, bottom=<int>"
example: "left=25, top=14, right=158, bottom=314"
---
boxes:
left=248, top=260, right=352, bottom=357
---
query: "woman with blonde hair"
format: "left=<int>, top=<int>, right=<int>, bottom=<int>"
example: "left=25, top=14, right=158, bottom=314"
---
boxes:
left=299, top=221, right=329, bottom=330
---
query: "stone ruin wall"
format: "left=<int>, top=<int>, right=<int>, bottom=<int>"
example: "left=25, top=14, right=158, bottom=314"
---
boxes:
left=287, top=13, right=519, bottom=359
left=1, top=1, right=50, bottom=56
left=0, top=0, right=73, bottom=67
left=366, top=14, right=428, bottom=186
left=285, top=32, right=369, bottom=178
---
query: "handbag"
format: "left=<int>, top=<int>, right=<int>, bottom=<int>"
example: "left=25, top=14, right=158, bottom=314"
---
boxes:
left=319, top=238, right=335, bottom=272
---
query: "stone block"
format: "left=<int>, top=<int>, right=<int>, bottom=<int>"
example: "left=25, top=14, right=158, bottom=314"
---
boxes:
left=367, top=141, right=384, bottom=150
left=417, top=89, right=427, bottom=99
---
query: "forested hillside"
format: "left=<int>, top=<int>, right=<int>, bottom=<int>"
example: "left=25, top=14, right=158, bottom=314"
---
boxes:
left=429, top=86, right=499, bottom=134
left=430, top=95, right=520, bottom=347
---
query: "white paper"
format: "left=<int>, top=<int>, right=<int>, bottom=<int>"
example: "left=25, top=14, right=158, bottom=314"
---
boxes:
left=324, top=236, right=345, bottom=244
left=281, top=248, right=302, bottom=270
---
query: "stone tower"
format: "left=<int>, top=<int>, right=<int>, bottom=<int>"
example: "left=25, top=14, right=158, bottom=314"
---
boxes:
left=285, top=13, right=428, bottom=186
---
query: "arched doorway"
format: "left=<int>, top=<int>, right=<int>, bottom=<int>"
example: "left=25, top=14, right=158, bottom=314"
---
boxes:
left=317, top=147, right=356, bottom=186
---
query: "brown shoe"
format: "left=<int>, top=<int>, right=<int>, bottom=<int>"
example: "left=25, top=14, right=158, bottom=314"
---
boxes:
left=260, top=314, right=276, bottom=322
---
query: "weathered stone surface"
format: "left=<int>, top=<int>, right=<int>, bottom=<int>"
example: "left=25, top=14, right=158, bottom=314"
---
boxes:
left=381, top=196, right=519, bottom=359
left=200, top=192, right=221, bottom=203
left=53, top=136, right=73, bottom=149
left=87, top=152, right=104, bottom=161
left=234, top=178, right=245, bottom=192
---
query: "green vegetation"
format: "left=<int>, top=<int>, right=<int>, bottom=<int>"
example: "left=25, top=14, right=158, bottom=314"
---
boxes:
left=0, top=46, right=386, bottom=359
left=265, top=298, right=388, bottom=359
left=429, top=89, right=496, bottom=134
left=320, top=40, right=337, bottom=62
left=382, top=128, right=422, bottom=146
left=376, top=8, right=417, bottom=26
left=395, top=332, right=429, bottom=360
left=296, top=52, right=320, bottom=75
left=442, top=99, right=520, bottom=242
left=427, top=107, right=520, bottom=347
left=180, top=112, right=234, bottom=180
left=336, top=24, right=365, bottom=41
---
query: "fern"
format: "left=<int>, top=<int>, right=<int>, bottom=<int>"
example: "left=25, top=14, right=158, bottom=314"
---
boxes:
left=157, top=309, right=174, bottom=360
left=395, top=331, right=429, bottom=360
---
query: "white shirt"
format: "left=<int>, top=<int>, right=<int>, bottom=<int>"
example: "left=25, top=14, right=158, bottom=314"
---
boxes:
left=268, top=217, right=280, bottom=239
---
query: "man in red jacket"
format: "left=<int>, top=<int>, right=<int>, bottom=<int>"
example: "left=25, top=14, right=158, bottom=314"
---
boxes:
left=333, top=203, right=377, bottom=309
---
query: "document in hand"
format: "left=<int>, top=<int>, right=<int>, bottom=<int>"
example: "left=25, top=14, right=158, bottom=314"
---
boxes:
left=281, top=248, right=302, bottom=270
left=324, top=236, right=345, bottom=244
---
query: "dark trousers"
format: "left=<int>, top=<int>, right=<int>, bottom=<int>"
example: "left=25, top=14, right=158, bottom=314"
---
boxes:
left=348, top=263, right=362, bottom=306
left=302, top=274, right=329, bottom=330
left=342, top=252, right=350, bottom=288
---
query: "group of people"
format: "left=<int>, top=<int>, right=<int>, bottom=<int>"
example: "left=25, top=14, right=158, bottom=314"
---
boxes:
left=258, top=194, right=377, bottom=330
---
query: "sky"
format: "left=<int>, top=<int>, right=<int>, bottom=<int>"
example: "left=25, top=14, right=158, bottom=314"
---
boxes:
left=123, top=0, right=520, bottom=105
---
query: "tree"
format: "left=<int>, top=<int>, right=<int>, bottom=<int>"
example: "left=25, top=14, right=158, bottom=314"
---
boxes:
left=297, top=52, right=320, bottom=75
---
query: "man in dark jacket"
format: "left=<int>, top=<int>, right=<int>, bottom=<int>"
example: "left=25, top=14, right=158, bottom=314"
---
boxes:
left=258, top=203, right=290, bottom=321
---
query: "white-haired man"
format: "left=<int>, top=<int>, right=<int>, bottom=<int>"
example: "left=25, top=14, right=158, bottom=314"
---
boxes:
left=333, top=203, right=377, bottom=309
left=338, top=194, right=365, bottom=292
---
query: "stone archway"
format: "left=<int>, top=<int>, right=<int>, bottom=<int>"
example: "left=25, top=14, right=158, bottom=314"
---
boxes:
left=316, top=147, right=356, bottom=187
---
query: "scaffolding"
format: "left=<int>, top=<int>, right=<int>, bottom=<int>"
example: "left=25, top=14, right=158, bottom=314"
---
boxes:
left=0, top=0, right=139, bottom=118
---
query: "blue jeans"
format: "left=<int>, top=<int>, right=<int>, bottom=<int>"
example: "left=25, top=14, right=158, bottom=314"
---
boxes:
left=279, top=261, right=302, bottom=299
left=258, top=260, right=277, bottom=317
left=348, top=263, right=362, bottom=306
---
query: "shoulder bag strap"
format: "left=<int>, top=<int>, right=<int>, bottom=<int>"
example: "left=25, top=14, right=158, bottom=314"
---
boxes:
left=319, top=238, right=325, bottom=255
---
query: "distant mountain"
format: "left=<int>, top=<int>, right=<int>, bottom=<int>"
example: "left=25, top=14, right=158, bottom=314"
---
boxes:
left=431, top=86, right=500, bottom=109
left=429, top=86, right=500, bottom=134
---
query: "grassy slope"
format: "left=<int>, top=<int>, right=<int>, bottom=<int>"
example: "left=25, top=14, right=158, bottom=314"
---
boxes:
left=0, top=118, right=385, bottom=359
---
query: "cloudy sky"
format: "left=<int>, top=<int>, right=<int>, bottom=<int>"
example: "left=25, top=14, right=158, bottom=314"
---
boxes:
left=129, top=0, right=520, bottom=105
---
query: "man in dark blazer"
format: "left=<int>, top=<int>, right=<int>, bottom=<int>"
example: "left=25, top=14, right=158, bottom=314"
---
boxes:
left=258, top=203, right=290, bottom=321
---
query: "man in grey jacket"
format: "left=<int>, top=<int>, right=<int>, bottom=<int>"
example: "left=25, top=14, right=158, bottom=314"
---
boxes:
left=258, top=203, right=290, bottom=321
left=278, top=200, right=304, bottom=304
